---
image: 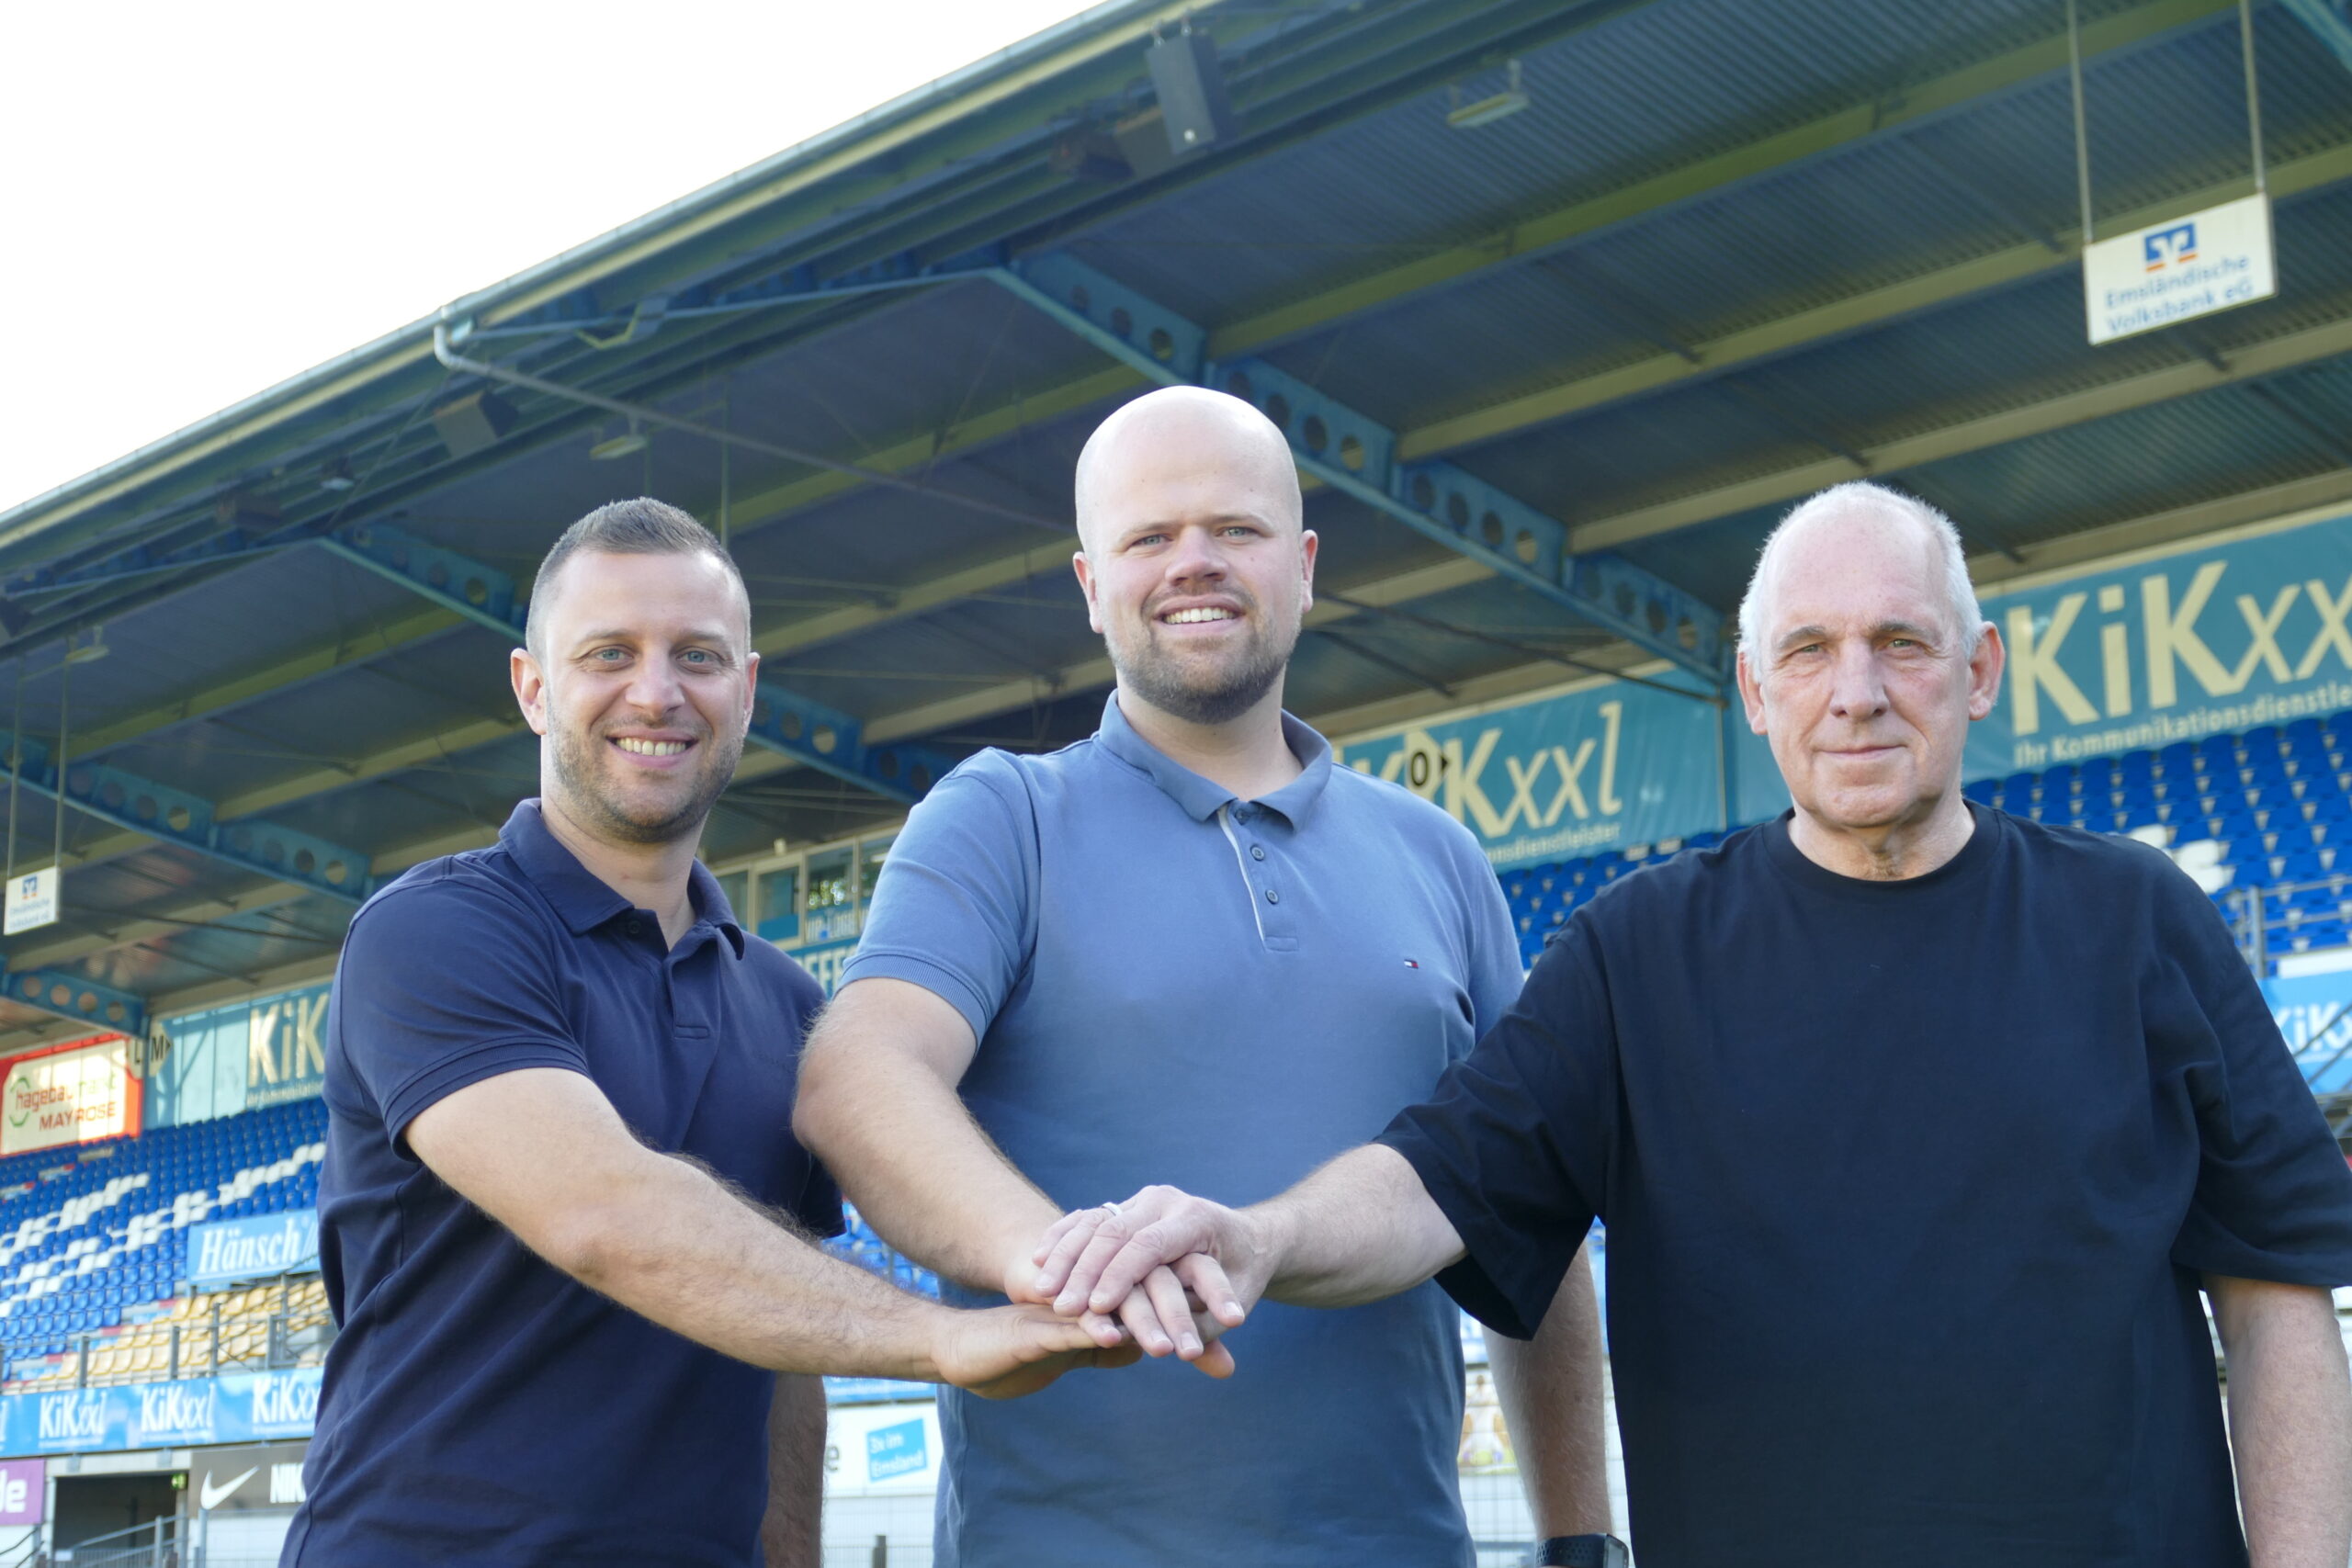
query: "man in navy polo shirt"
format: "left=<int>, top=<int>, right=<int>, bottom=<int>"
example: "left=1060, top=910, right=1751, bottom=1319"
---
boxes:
left=285, top=501, right=1132, bottom=1568
left=793, top=389, right=1611, bottom=1565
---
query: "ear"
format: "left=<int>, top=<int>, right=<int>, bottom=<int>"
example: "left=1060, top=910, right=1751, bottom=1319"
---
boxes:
left=1965, top=621, right=2004, bottom=721
left=741, top=651, right=761, bottom=734
left=1296, top=528, right=1318, bottom=615
left=1071, top=548, right=1103, bottom=636
left=512, top=647, right=551, bottom=737
left=1736, top=649, right=1769, bottom=736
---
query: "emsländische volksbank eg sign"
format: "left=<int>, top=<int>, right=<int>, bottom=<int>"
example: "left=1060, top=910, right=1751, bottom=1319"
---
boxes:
left=2082, top=193, right=2275, bottom=345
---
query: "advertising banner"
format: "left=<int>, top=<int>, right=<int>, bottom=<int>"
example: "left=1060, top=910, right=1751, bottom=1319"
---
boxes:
left=190, top=1440, right=309, bottom=1514
left=4, top=867, right=57, bottom=936
left=243, top=987, right=329, bottom=1109
left=1332, top=671, right=1725, bottom=872
left=2082, top=194, right=2276, bottom=345
left=187, top=1213, right=320, bottom=1289
left=822, top=1403, right=942, bottom=1496
left=793, top=939, right=860, bottom=998
left=1970, top=506, right=2352, bottom=784
left=0, top=1458, right=42, bottom=1525
left=0, top=1368, right=321, bottom=1458
left=2, top=1039, right=137, bottom=1157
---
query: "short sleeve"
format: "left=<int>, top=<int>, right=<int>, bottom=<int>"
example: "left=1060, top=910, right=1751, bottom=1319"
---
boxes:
left=2154, top=871, right=2352, bottom=1285
left=840, top=756, right=1037, bottom=1041
left=334, top=876, right=590, bottom=1148
left=1379, top=910, right=1621, bottom=1338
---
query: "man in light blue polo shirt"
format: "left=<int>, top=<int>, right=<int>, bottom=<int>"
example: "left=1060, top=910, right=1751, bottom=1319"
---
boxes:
left=794, top=387, right=1608, bottom=1565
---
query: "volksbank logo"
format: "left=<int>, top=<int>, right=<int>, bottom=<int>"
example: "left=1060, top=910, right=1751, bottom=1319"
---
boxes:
left=138, top=1382, right=216, bottom=1439
left=2005, top=564, right=2352, bottom=739
left=250, top=1371, right=320, bottom=1427
left=2144, top=220, right=2198, bottom=271
left=37, top=1392, right=106, bottom=1444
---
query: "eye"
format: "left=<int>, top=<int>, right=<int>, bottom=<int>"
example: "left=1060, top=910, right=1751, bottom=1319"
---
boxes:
left=589, top=647, right=628, bottom=664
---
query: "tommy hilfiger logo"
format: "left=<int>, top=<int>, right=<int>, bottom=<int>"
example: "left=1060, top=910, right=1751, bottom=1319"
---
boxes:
left=1402, top=958, right=1419, bottom=968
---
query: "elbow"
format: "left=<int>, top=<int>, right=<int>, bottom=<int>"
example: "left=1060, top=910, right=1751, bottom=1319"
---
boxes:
left=531, top=1199, right=638, bottom=1291
left=791, top=1045, right=845, bottom=1161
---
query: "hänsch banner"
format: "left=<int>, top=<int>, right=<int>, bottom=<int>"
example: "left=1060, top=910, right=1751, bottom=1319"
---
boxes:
left=0, top=1367, right=321, bottom=1457
left=1332, top=671, right=1724, bottom=872
left=1970, top=505, right=2352, bottom=784
left=187, top=1212, right=320, bottom=1289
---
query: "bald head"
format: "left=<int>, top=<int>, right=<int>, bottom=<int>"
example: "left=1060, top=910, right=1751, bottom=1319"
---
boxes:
left=1073, top=387, right=1301, bottom=555
left=1737, top=480, right=1984, bottom=664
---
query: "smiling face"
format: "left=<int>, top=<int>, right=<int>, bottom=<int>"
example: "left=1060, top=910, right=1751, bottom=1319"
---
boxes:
left=511, top=548, right=756, bottom=848
left=1071, top=389, right=1316, bottom=728
left=1736, top=505, right=2003, bottom=844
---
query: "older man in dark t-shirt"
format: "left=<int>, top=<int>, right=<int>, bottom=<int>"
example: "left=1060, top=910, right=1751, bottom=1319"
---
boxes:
left=286, top=501, right=1129, bottom=1568
left=1035, top=479, right=2352, bottom=1568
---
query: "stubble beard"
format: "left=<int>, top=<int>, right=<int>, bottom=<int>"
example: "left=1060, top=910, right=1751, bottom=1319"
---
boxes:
left=548, top=721, right=744, bottom=846
left=1111, top=598, right=1296, bottom=726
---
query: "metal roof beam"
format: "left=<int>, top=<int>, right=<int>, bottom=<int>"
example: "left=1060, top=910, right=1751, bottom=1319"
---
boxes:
left=0, top=730, right=374, bottom=907
left=6, top=883, right=311, bottom=974
left=0, top=970, right=147, bottom=1040
left=1571, top=313, right=2352, bottom=554
left=989, top=252, right=1728, bottom=683
left=2281, top=0, right=2352, bottom=73
left=321, top=519, right=959, bottom=804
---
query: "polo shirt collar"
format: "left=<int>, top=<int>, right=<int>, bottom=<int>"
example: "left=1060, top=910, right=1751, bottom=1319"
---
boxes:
left=1093, top=694, right=1334, bottom=827
left=499, top=800, right=748, bottom=957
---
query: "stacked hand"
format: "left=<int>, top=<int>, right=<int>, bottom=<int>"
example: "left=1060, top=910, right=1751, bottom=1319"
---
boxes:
left=1027, top=1185, right=1273, bottom=1374
left=931, top=1303, right=1143, bottom=1399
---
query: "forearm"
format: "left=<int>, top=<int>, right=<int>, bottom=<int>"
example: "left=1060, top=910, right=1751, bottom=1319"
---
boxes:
left=1487, top=1245, right=1611, bottom=1537
left=797, top=1043, right=1057, bottom=1292
left=761, top=1373, right=828, bottom=1568
left=561, top=1146, right=956, bottom=1380
left=1252, top=1144, right=1465, bottom=1308
left=2214, top=1280, right=2352, bottom=1568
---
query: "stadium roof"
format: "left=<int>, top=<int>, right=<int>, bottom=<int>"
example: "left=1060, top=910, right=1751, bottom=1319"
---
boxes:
left=0, top=0, right=2348, bottom=1048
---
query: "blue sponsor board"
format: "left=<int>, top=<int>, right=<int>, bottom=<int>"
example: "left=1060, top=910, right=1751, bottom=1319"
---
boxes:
left=1972, top=506, right=2352, bottom=782
left=866, top=1416, right=928, bottom=1482
left=2265, top=968, right=2352, bottom=1097
left=0, top=1367, right=321, bottom=1457
left=187, top=1211, right=320, bottom=1288
left=825, top=1376, right=932, bottom=1405
left=1333, top=671, right=1726, bottom=872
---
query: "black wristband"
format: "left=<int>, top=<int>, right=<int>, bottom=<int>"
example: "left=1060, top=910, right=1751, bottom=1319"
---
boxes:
left=1534, top=1535, right=1630, bottom=1568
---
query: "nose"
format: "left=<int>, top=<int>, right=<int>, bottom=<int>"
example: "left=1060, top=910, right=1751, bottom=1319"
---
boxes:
left=1164, top=523, right=1230, bottom=589
left=1826, top=637, right=1889, bottom=722
left=621, top=649, right=686, bottom=716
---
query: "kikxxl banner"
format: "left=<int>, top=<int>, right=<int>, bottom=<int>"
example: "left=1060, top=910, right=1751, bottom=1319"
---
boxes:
left=1, top=1038, right=138, bottom=1157
left=1971, top=504, right=2352, bottom=783
left=0, top=1367, right=321, bottom=1457
left=1332, top=670, right=1724, bottom=871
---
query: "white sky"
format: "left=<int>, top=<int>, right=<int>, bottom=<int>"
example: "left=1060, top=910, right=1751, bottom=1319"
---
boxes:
left=0, top=0, right=1101, bottom=514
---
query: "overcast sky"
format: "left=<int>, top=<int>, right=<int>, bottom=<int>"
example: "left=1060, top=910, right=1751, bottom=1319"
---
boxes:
left=0, top=0, right=1100, bottom=514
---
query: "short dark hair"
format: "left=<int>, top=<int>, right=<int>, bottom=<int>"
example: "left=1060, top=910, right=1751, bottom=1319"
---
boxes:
left=525, top=498, right=750, bottom=656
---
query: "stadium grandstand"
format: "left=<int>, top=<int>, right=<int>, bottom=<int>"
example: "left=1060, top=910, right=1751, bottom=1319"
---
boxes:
left=0, top=0, right=2348, bottom=1560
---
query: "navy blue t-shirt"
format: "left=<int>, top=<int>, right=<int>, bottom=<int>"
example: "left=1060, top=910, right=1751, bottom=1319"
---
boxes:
left=284, top=801, right=840, bottom=1568
left=1384, top=804, right=2352, bottom=1568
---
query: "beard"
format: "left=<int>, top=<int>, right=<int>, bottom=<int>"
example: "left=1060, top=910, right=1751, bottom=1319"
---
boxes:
left=1108, top=594, right=1295, bottom=726
left=548, top=719, right=743, bottom=846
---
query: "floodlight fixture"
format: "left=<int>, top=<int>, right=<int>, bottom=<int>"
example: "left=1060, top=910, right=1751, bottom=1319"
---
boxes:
left=1447, top=60, right=1530, bottom=130
left=318, top=456, right=357, bottom=492
left=590, top=419, right=650, bottom=461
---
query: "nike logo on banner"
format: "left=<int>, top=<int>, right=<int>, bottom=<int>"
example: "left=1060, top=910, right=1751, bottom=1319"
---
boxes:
left=198, top=1466, right=257, bottom=1512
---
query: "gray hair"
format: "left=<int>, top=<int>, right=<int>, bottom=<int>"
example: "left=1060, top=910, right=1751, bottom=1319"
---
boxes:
left=1736, top=480, right=1984, bottom=664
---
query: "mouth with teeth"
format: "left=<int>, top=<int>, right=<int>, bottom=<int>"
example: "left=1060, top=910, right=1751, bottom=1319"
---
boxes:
left=611, top=736, right=694, bottom=758
left=1160, top=606, right=1238, bottom=625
